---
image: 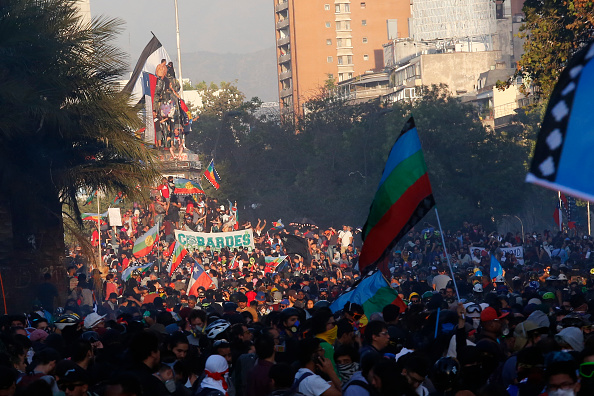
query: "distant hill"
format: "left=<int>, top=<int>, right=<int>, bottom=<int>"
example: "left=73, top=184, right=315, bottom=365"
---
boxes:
left=181, top=47, right=278, bottom=102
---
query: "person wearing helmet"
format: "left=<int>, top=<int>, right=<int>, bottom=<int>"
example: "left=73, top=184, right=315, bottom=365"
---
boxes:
left=275, top=307, right=301, bottom=365
left=430, top=357, right=461, bottom=395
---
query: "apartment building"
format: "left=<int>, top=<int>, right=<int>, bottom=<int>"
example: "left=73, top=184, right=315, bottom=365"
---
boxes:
left=274, top=0, right=410, bottom=116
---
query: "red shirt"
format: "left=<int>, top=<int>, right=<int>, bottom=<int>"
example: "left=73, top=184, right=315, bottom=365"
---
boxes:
left=158, top=183, right=170, bottom=199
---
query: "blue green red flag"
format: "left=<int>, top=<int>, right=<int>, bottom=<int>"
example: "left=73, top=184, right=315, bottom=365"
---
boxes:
left=203, top=159, right=221, bottom=189
left=173, top=178, right=204, bottom=195
left=359, top=117, right=435, bottom=273
left=329, top=269, right=406, bottom=317
left=132, top=224, right=159, bottom=258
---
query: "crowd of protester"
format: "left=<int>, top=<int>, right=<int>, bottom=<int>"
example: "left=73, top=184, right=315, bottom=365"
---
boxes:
left=5, top=182, right=594, bottom=396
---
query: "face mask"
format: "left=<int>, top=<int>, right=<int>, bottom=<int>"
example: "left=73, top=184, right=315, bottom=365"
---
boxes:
left=548, top=389, right=576, bottom=396
left=164, top=380, right=176, bottom=393
left=337, top=362, right=359, bottom=382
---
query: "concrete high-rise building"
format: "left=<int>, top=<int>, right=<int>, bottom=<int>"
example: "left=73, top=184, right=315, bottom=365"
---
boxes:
left=274, top=0, right=410, bottom=116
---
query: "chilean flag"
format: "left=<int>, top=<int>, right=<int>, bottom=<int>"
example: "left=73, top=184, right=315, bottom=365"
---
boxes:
left=187, top=260, right=213, bottom=296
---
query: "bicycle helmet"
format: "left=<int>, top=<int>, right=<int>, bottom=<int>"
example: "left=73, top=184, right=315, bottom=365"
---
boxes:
left=54, top=313, right=81, bottom=330
left=431, top=357, right=460, bottom=391
left=204, top=319, right=230, bottom=339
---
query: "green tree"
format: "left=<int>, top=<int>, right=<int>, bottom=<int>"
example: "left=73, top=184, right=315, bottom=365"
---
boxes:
left=0, top=0, right=159, bottom=311
left=519, top=0, right=594, bottom=98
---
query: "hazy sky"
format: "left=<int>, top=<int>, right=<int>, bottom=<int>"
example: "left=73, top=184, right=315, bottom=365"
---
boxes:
left=91, top=0, right=276, bottom=66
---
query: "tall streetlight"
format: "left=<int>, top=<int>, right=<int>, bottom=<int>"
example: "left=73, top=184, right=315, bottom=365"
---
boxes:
left=503, top=215, right=524, bottom=243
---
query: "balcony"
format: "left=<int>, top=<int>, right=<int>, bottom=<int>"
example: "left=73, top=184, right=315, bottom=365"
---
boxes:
left=277, top=36, right=290, bottom=47
left=275, top=1, right=288, bottom=12
left=280, top=87, right=292, bottom=98
left=279, top=70, right=292, bottom=81
left=276, top=18, right=289, bottom=30
left=278, top=53, right=291, bottom=64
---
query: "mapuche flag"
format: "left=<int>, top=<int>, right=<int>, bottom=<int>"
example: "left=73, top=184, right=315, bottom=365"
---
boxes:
left=329, top=270, right=406, bottom=317
left=203, top=159, right=221, bottom=189
left=526, top=41, right=594, bottom=201
left=165, top=241, right=187, bottom=276
left=81, top=211, right=108, bottom=224
left=133, top=224, right=159, bottom=258
left=187, top=260, right=213, bottom=296
left=359, top=117, right=435, bottom=273
left=173, top=178, right=205, bottom=195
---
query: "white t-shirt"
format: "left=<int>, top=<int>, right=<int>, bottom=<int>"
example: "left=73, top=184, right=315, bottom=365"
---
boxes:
left=294, top=368, right=331, bottom=396
left=338, top=230, right=353, bottom=247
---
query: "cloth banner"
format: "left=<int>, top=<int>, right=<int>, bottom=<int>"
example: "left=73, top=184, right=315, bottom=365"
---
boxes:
left=469, top=246, right=524, bottom=265
left=175, top=229, right=255, bottom=251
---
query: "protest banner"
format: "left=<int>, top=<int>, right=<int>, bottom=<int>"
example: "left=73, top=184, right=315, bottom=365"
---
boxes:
left=469, top=246, right=524, bottom=265
left=175, top=228, right=255, bottom=251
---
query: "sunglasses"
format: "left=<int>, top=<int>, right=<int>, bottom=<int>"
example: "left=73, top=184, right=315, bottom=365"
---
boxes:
left=580, top=362, right=594, bottom=378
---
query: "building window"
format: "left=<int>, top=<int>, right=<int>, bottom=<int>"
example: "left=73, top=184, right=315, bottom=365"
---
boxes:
left=335, top=4, right=341, bottom=12
left=345, top=3, right=350, bottom=12
left=324, top=4, right=330, bottom=10
left=362, top=19, right=367, bottom=26
left=338, top=56, right=344, bottom=65
left=339, top=73, right=344, bottom=82
left=362, top=37, right=368, bottom=43
left=347, top=55, right=353, bottom=64
left=348, top=72, right=353, bottom=79
left=345, top=38, right=352, bottom=46
left=344, top=20, right=351, bottom=29
left=327, top=56, right=333, bottom=63
left=325, top=21, right=331, bottom=28
left=326, top=39, right=332, bottom=45
left=337, top=38, right=343, bottom=47
left=328, top=73, right=334, bottom=79
left=361, top=2, right=366, bottom=8
left=363, top=54, right=369, bottom=61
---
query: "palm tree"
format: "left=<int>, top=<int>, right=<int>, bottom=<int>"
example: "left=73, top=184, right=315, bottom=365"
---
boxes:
left=0, top=0, right=160, bottom=312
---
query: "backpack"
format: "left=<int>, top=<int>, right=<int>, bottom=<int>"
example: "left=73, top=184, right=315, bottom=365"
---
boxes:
left=343, top=379, right=370, bottom=393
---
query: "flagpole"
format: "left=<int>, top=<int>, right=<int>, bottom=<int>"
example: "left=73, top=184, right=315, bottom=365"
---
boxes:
left=434, top=207, right=460, bottom=301
left=588, top=201, right=592, bottom=235
left=97, top=190, right=101, bottom=270
left=558, top=191, right=563, bottom=232
left=174, top=0, right=184, bottom=99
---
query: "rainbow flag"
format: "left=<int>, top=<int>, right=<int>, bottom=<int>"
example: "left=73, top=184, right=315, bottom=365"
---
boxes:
left=173, top=178, right=204, bottom=195
left=330, top=270, right=406, bottom=317
left=121, top=262, right=153, bottom=281
left=166, top=240, right=187, bottom=276
left=203, top=159, right=221, bottom=189
left=359, top=117, right=435, bottom=273
left=132, top=224, right=159, bottom=258
left=187, top=260, right=213, bottom=296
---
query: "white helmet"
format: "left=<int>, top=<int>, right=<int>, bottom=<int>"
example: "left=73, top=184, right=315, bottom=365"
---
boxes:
left=411, top=261, right=418, bottom=267
left=204, top=319, right=230, bottom=339
left=558, top=274, right=568, bottom=281
left=473, top=283, right=484, bottom=293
